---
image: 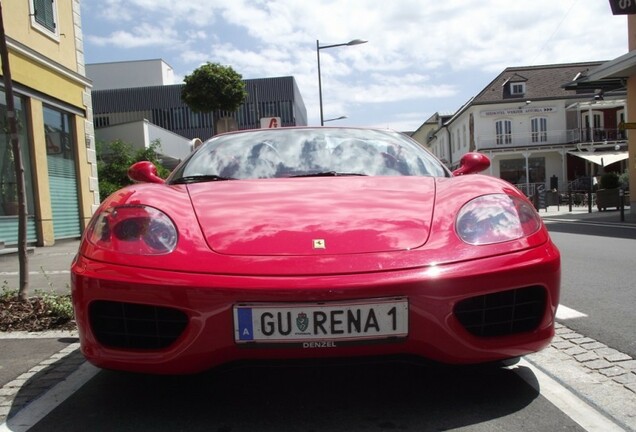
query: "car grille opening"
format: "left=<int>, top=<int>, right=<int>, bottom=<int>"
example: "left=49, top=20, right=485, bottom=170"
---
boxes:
left=89, top=301, right=188, bottom=350
left=453, top=286, right=546, bottom=337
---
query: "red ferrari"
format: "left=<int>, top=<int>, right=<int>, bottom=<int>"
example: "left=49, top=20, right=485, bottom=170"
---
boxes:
left=71, top=127, right=560, bottom=374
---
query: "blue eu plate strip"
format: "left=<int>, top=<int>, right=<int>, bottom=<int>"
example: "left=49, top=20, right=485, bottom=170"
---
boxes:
left=237, top=308, right=254, bottom=341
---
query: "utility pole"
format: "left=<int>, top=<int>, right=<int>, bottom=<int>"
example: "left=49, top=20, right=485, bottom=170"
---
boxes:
left=0, top=1, right=30, bottom=300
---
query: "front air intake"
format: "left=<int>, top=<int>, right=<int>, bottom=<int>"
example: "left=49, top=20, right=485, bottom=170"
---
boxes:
left=453, top=286, right=546, bottom=337
left=89, top=300, right=188, bottom=350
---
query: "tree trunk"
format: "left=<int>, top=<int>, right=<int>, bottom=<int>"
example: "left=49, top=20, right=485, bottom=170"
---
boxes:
left=0, top=3, right=30, bottom=301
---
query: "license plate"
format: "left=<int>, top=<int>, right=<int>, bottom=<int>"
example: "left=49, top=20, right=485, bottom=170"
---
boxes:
left=233, top=298, right=408, bottom=345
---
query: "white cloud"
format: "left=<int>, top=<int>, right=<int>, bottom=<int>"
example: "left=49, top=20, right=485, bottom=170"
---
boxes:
left=87, top=23, right=181, bottom=48
left=82, top=0, right=629, bottom=130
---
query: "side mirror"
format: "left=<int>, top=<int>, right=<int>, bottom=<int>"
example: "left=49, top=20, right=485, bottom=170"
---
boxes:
left=128, top=161, right=165, bottom=184
left=452, top=152, right=490, bottom=176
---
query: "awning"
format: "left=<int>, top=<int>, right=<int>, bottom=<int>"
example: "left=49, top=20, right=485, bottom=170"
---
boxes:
left=562, top=50, right=636, bottom=92
left=567, top=151, right=629, bottom=166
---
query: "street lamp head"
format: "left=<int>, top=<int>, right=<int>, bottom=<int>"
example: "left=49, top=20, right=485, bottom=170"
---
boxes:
left=346, top=39, right=368, bottom=46
left=324, top=115, right=347, bottom=122
left=317, top=38, right=368, bottom=50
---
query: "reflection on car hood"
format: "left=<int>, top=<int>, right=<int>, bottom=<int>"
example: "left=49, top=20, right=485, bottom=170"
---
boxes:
left=188, top=176, right=435, bottom=256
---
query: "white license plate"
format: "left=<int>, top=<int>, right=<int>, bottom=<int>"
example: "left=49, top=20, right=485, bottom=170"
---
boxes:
left=233, top=298, right=408, bottom=344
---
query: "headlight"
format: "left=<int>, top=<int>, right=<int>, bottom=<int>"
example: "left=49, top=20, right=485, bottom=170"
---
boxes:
left=87, top=205, right=177, bottom=254
left=456, top=194, right=541, bottom=245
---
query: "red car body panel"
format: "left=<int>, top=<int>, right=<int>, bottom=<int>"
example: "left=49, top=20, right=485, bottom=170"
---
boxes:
left=78, top=175, right=550, bottom=274
left=72, top=172, right=560, bottom=374
left=192, top=177, right=435, bottom=255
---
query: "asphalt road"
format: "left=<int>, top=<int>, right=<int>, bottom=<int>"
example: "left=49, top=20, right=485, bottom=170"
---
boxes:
left=2, top=215, right=635, bottom=431
left=21, top=362, right=588, bottom=432
left=545, top=219, right=636, bottom=358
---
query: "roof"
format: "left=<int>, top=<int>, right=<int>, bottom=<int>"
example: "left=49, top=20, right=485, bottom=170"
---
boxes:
left=472, top=62, right=605, bottom=105
left=562, top=51, right=636, bottom=92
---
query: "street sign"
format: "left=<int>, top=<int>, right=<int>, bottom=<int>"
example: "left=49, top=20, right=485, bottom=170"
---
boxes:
left=260, top=117, right=281, bottom=128
left=618, top=121, right=636, bottom=130
left=608, top=0, right=636, bottom=15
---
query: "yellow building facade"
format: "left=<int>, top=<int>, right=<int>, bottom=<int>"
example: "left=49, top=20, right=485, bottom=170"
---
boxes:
left=0, top=0, right=97, bottom=246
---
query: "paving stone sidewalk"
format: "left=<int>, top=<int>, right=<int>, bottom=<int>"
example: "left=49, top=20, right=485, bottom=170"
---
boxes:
left=550, top=323, right=636, bottom=393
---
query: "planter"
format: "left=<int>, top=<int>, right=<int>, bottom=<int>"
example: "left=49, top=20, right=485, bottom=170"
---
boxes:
left=596, top=188, right=620, bottom=211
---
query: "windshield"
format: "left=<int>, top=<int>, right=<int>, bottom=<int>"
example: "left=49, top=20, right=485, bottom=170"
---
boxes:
left=170, top=128, right=450, bottom=181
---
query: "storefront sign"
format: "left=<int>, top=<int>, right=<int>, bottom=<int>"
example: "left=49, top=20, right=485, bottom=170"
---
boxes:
left=480, top=106, right=556, bottom=117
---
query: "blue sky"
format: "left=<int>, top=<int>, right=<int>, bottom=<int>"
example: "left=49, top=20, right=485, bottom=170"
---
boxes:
left=80, top=0, right=629, bottom=131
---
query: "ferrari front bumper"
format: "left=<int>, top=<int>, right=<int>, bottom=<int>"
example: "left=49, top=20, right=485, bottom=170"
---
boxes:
left=71, top=242, right=560, bottom=374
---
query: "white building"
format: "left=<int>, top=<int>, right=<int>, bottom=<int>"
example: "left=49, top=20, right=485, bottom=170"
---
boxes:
left=86, top=59, right=175, bottom=90
left=427, top=62, right=628, bottom=197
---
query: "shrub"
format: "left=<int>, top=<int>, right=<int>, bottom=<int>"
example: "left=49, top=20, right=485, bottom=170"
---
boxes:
left=97, top=139, right=170, bottom=201
left=599, top=172, right=620, bottom=189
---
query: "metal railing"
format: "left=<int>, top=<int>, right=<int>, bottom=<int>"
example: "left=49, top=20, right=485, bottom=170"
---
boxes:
left=568, top=127, right=626, bottom=143
left=514, top=182, right=545, bottom=197
left=477, top=130, right=569, bottom=149
left=476, top=127, right=626, bottom=149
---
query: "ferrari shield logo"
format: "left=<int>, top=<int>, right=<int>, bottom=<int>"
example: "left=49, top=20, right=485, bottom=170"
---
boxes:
left=296, top=312, right=309, bottom=332
left=313, top=239, right=326, bottom=249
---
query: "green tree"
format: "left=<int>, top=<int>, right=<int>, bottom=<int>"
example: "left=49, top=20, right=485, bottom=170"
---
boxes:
left=181, top=62, right=247, bottom=133
left=97, top=139, right=169, bottom=201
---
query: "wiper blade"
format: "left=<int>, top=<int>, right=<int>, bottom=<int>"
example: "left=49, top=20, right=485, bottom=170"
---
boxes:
left=289, top=171, right=368, bottom=178
left=171, top=175, right=236, bottom=184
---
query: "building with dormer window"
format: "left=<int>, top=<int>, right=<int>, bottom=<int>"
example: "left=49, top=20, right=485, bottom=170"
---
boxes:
left=425, top=62, right=628, bottom=198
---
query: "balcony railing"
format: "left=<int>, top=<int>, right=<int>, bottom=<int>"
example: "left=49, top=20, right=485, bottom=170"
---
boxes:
left=476, top=128, right=626, bottom=150
left=477, top=130, right=569, bottom=149
left=568, top=128, right=626, bottom=143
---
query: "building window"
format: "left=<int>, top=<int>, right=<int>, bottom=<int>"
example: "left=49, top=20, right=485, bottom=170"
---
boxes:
left=500, top=157, right=545, bottom=186
left=1, top=91, right=35, bottom=216
left=531, top=117, right=548, bottom=143
left=462, top=125, right=467, bottom=148
left=44, top=105, right=82, bottom=238
left=495, top=119, right=512, bottom=145
left=44, top=105, right=74, bottom=160
left=582, top=111, right=603, bottom=142
left=511, top=82, right=525, bottom=95
left=617, top=110, right=625, bottom=126
left=583, top=112, right=603, bottom=129
left=30, top=0, right=58, bottom=36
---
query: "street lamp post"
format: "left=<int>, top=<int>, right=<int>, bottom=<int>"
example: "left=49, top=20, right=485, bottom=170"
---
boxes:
left=316, top=39, right=367, bottom=126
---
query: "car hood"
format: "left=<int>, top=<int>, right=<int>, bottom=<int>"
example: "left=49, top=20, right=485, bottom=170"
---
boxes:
left=188, top=177, right=436, bottom=256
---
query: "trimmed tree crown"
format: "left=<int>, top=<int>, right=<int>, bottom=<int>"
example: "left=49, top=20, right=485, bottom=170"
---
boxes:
left=181, top=62, right=248, bottom=113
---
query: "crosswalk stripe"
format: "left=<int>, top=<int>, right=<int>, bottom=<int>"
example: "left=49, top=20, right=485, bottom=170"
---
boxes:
left=556, top=304, right=588, bottom=320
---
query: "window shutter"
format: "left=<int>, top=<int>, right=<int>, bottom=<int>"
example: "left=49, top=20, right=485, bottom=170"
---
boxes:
left=34, top=0, right=56, bottom=32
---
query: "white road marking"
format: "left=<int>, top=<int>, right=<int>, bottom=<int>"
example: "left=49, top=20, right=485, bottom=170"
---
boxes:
left=515, top=358, right=626, bottom=432
left=543, top=218, right=580, bottom=223
left=543, top=218, right=636, bottom=230
left=0, top=331, right=78, bottom=340
left=0, top=270, right=70, bottom=276
left=556, top=304, right=588, bottom=320
left=0, top=362, right=99, bottom=432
